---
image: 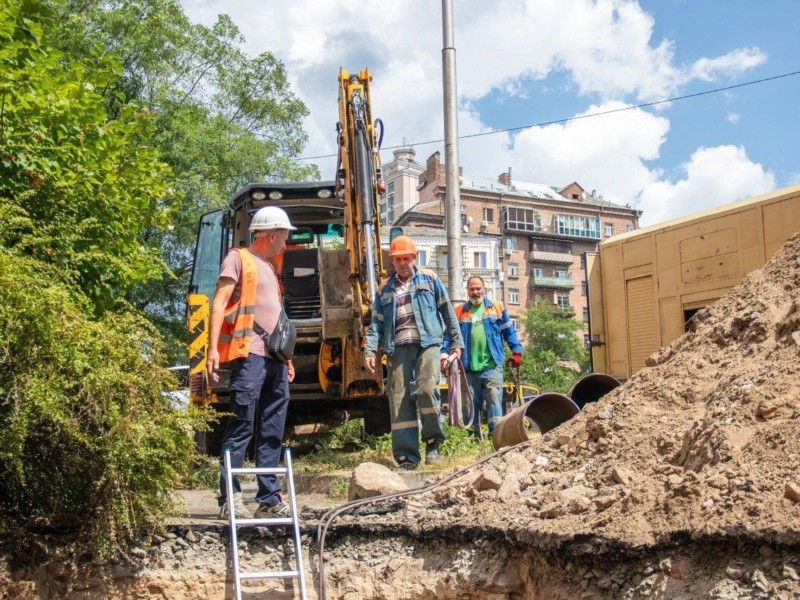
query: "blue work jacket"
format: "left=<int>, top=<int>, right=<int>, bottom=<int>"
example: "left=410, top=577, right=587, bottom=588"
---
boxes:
left=442, top=298, right=523, bottom=371
left=364, top=267, right=463, bottom=357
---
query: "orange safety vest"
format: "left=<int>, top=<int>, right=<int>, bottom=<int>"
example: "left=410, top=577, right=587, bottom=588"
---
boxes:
left=217, top=248, right=258, bottom=363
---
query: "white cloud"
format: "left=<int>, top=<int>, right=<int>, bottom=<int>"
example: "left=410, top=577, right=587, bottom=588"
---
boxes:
left=474, top=101, right=669, bottom=206
left=690, top=47, right=767, bottom=82
left=637, top=145, right=775, bottom=227
left=180, top=0, right=779, bottom=225
left=727, top=112, right=740, bottom=124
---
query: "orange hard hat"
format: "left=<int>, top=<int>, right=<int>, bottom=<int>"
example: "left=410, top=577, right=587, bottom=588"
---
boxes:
left=389, top=235, right=417, bottom=257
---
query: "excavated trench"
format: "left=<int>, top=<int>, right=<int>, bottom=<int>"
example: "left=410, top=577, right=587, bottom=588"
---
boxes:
left=3, top=234, right=800, bottom=599
left=2, top=518, right=799, bottom=599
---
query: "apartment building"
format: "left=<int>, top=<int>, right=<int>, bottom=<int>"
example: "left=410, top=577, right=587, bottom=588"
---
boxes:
left=382, top=150, right=642, bottom=342
left=379, top=147, right=425, bottom=226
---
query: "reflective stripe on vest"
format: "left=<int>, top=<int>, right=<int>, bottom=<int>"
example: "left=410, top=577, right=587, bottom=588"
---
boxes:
left=217, top=248, right=258, bottom=363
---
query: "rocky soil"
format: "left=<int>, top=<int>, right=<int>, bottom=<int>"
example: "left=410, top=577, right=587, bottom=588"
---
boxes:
left=3, top=234, right=800, bottom=599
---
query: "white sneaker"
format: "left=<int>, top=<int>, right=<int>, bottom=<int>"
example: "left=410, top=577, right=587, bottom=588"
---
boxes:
left=254, top=501, right=291, bottom=518
left=218, top=492, right=252, bottom=519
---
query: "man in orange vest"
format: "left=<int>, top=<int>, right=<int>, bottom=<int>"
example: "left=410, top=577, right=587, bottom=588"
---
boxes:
left=207, top=206, right=297, bottom=520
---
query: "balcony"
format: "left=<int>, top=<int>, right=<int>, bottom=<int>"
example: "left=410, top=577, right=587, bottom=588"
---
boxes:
left=530, top=250, right=574, bottom=265
left=530, top=276, right=574, bottom=290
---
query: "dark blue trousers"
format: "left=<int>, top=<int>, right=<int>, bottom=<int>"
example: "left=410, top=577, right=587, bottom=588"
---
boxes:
left=218, top=353, right=290, bottom=507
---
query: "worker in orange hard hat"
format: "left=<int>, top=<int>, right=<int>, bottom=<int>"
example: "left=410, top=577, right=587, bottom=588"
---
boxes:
left=363, top=235, right=463, bottom=470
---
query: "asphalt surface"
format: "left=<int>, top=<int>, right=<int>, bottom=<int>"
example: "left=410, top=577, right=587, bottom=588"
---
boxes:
left=170, top=471, right=430, bottom=526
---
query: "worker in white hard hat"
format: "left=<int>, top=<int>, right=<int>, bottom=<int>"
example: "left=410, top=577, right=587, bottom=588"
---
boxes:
left=207, top=205, right=297, bottom=520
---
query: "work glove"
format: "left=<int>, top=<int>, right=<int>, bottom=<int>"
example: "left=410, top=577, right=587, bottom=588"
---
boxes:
left=506, top=352, right=522, bottom=368
left=440, top=356, right=448, bottom=376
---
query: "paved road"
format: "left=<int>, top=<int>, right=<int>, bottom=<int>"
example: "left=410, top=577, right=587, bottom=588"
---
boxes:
left=170, top=471, right=430, bottom=526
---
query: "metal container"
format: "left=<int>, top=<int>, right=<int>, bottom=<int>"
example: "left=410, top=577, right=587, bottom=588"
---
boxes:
left=492, top=393, right=580, bottom=450
left=568, top=373, right=621, bottom=409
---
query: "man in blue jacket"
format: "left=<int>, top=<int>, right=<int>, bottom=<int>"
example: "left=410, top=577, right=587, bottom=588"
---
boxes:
left=363, top=236, right=463, bottom=470
left=443, top=276, right=523, bottom=436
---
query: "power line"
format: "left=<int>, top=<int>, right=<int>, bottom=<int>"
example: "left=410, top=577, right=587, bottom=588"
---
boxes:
left=297, top=69, right=800, bottom=161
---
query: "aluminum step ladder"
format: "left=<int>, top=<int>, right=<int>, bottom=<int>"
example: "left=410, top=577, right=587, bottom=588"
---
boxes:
left=223, top=447, right=307, bottom=600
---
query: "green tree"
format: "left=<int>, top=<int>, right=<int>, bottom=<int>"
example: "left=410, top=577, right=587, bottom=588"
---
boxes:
left=52, top=0, right=320, bottom=360
left=0, top=0, right=171, bottom=313
left=518, top=301, right=589, bottom=393
left=0, top=0, right=208, bottom=556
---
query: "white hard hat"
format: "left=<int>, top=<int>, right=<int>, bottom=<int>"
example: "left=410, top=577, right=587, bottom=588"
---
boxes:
left=249, top=206, right=297, bottom=231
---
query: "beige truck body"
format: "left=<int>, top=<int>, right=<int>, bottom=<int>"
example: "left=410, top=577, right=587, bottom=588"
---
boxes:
left=587, top=183, right=800, bottom=380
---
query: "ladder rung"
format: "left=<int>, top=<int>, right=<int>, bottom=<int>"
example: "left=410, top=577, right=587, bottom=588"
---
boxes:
left=235, top=517, right=293, bottom=526
left=240, top=570, right=300, bottom=580
left=229, top=466, right=288, bottom=475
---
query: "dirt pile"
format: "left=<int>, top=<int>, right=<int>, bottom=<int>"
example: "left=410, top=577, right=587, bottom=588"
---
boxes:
left=325, top=233, right=800, bottom=598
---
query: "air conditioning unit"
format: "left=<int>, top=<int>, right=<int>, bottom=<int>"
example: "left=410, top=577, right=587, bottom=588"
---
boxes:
left=504, top=249, right=512, bottom=256
left=481, top=220, right=489, bottom=227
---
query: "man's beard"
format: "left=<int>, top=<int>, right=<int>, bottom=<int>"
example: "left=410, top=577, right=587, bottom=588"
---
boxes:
left=470, top=295, right=483, bottom=306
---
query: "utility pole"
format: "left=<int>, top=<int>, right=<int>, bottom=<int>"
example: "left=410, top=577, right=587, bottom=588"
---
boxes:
left=441, top=0, right=463, bottom=301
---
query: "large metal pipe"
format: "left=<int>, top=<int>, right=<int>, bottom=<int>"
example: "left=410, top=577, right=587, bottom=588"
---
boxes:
left=492, top=393, right=580, bottom=450
left=569, top=373, right=621, bottom=409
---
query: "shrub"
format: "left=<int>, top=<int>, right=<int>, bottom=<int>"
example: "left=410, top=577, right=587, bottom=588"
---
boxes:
left=0, top=251, right=205, bottom=556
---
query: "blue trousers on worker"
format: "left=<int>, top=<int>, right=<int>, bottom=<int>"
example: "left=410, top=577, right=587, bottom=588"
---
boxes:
left=387, top=344, right=444, bottom=466
left=466, top=364, right=504, bottom=434
left=218, top=353, right=290, bottom=508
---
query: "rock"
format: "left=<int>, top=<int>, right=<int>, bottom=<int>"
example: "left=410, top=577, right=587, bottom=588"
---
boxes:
left=785, top=482, right=800, bottom=503
left=783, top=565, right=799, bottom=581
left=612, top=466, right=634, bottom=486
left=185, top=529, right=197, bottom=543
left=556, top=434, right=572, bottom=447
left=534, top=455, right=550, bottom=467
left=348, top=462, right=407, bottom=500
left=474, top=468, right=504, bottom=491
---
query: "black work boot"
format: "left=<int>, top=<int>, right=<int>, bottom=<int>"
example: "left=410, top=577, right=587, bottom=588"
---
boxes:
left=425, top=440, right=442, bottom=464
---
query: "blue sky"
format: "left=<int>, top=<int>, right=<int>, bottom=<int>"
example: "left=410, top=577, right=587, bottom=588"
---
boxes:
left=181, top=0, right=799, bottom=226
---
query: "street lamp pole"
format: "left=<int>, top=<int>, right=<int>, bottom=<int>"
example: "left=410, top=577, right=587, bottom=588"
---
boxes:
left=442, top=0, right=463, bottom=301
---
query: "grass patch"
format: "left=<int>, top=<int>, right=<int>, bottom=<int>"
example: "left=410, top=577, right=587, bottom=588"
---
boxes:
left=287, top=419, right=495, bottom=474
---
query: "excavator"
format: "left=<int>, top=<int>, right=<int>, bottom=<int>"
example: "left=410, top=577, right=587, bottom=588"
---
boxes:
left=186, top=69, right=390, bottom=454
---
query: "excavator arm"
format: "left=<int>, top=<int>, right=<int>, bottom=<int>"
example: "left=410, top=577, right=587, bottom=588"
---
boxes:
left=336, top=68, right=386, bottom=329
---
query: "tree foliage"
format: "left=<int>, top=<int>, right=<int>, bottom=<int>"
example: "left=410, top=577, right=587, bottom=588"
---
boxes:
left=518, top=301, right=589, bottom=393
left=52, top=0, right=320, bottom=360
left=0, top=0, right=208, bottom=556
left=0, top=250, right=206, bottom=555
left=0, top=0, right=171, bottom=313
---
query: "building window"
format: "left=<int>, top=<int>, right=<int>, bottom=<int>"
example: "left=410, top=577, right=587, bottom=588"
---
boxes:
left=388, top=210, right=394, bottom=223
left=508, top=289, right=520, bottom=305
left=510, top=318, right=520, bottom=330
left=532, top=267, right=543, bottom=278
left=508, top=262, right=519, bottom=277
left=504, top=237, right=518, bottom=251
left=556, top=295, right=570, bottom=308
left=555, top=269, right=568, bottom=279
left=581, top=281, right=587, bottom=296
left=473, top=252, right=487, bottom=268
left=380, top=202, right=386, bottom=214
left=531, top=239, right=571, bottom=254
left=461, top=204, right=467, bottom=212
left=388, top=181, right=395, bottom=193
left=556, top=215, right=601, bottom=239
left=417, top=250, right=427, bottom=266
left=582, top=307, right=589, bottom=322
left=505, top=207, right=540, bottom=232
left=626, top=224, right=634, bottom=232
left=388, top=197, right=395, bottom=210
left=584, top=334, right=591, bottom=348
left=483, top=207, right=494, bottom=223
left=572, top=194, right=579, bottom=200
left=461, top=214, right=468, bottom=227
left=440, top=253, right=448, bottom=270
left=604, top=223, right=614, bottom=237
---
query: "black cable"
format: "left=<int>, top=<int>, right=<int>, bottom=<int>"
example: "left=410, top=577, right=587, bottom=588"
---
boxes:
left=297, top=69, right=800, bottom=162
left=315, top=443, right=518, bottom=599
